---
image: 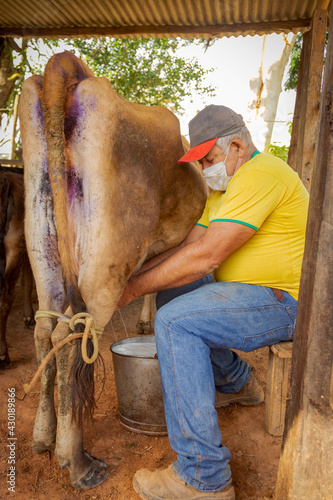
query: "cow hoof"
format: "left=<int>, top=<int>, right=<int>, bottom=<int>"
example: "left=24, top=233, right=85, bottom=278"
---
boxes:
left=136, top=320, right=153, bottom=335
left=24, top=316, right=36, bottom=328
left=0, top=354, right=10, bottom=370
left=85, top=450, right=108, bottom=468
left=72, top=463, right=109, bottom=490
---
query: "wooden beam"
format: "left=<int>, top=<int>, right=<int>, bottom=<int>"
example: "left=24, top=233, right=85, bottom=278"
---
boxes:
left=316, top=0, right=331, bottom=9
left=0, top=19, right=311, bottom=39
left=275, top=2, right=333, bottom=497
left=0, top=159, right=23, bottom=166
left=294, top=10, right=327, bottom=191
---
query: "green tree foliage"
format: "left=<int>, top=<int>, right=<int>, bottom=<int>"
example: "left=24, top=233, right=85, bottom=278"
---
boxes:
left=1, top=38, right=53, bottom=127
left=284, top=34, right=303, bottom=91
left=4, top=37, right=216, bottom=117
left=267, top=143, right=289, bottom=162
left=1, top=37, right=216, bottom=157
left=284, top=32, right=328, bottom=91
left=67, top=37, right=216, bottom=113
left=267, top=119, right=292, bottom=162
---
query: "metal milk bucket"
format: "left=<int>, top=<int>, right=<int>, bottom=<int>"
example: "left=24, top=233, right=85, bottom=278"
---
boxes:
left=111, top=336, right=167, bottom=435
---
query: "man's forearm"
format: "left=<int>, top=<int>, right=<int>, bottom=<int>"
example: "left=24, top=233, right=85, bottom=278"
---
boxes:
left=135, top=241, right=185, bottom=275
left=130, top=238, right=216, bottom=299
left=117, top=221, right=255, bottom=309
left=136, top=223, right=205, bottom=275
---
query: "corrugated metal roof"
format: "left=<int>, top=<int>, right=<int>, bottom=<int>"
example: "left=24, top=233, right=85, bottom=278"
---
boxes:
left=0, top=0, right=330, bottom=39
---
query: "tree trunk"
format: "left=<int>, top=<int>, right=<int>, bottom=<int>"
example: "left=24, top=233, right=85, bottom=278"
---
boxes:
left=262, top=34, right=297, bottom=151
left=248, top=33, right=296, bottom=151
left=0, top=39, right=15, bottom=123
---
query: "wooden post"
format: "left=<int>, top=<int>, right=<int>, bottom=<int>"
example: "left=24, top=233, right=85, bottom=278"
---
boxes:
left=265, top=342, right=292, bottom=436
left=291, top=10, right=327, bottom=191
left=275, top=4, right=333, bottom=498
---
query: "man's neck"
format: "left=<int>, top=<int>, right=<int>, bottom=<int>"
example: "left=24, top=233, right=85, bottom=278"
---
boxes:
left=237, top=146, right=257, bottom=172
left=246, top=146, right=257, bottom=162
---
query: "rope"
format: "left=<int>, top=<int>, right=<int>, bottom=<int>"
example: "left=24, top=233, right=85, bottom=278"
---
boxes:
left=24, top=331, right=83, bottom=394
left=24, top=310, right=104, bottom=395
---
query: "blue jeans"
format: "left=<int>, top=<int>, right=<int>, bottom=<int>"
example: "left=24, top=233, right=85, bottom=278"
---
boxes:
left=155, top=276, right=297, bottom=491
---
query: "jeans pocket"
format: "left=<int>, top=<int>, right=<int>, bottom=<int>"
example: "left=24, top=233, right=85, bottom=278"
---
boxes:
left=241, top=325, right=294, bottom=352
left=286, top=305, right=297, bottom=327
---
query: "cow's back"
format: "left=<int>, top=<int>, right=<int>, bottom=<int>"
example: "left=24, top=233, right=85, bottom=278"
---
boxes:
left=64, top=77, right=207, bottom=269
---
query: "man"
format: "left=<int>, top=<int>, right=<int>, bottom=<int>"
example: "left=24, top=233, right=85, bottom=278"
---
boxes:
left=117, top=105, right=309, bottom=500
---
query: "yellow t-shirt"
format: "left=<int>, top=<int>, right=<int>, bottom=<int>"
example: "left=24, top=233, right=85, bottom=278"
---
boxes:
left=197, top=152, right=309, bottom=300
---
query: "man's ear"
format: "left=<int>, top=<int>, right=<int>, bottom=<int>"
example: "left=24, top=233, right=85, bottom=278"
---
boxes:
left=230, top=139, right=245, bottom=158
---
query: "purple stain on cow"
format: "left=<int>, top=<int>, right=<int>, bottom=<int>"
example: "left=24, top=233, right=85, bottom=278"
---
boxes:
left=40, top=168, right=52, bottom=197
left=67, top=168, right=83, bottom=201
left=42, top=158, right=49, bottom=174
left=65, top=103, right=85, bottom=142
left=35, top=100, right=45, bottom=127
left=52, top=288, right=64, bottom=303
left=64, top=91, right=86, bottom=143
left=64, top=88, right=97, bottom=143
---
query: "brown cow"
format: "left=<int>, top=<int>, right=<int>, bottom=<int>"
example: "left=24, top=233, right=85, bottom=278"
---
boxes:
left=19, top=51, right=207, bottom=490
left=0, top=169, right=34, bottom=369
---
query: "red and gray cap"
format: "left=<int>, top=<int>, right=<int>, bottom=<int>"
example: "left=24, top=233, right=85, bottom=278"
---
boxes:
left=178, top=104, right=245, bottom=164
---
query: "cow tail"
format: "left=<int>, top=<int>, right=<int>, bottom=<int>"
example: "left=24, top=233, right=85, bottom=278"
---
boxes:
left=42, top=52, right=99, bottom=425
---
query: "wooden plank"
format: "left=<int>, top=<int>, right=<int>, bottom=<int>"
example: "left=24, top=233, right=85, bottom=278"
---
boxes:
left=271, top=341, right=293, bottom=359
left=265, top=348, right=291, bottom=436
left=275, top=3, right=333, bottom=497
left=0, top=19, right=311, bottom=39
left=0, top=159, right=24, bottom=166
left=294, top=10, right=327, bottom=191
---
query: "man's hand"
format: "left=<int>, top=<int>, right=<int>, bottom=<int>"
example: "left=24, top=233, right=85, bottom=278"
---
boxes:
left=116, top=277, right=137, bottom=309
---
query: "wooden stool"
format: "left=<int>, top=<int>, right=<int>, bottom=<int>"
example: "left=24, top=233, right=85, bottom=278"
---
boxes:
left=264, top=341, right=293, bottom=436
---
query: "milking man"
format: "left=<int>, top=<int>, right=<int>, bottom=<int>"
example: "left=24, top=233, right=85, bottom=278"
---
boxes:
left=117, top=104, right=309, bottom=500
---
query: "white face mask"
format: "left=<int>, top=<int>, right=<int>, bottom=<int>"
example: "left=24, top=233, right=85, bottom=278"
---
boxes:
left=202, top=150, right=232, bottom=191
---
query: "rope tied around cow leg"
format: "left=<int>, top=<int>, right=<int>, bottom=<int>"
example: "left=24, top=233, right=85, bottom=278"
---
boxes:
left=67, top=312, right=103, bottom=364
left=24, top=310, right=104, bottom=394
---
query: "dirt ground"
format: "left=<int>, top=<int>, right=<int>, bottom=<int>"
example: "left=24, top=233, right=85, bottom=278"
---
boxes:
left=0, top=280, right=283, bottom=500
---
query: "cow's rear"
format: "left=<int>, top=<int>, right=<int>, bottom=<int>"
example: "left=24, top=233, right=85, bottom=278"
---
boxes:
left=19, top=51, right=207, bottom=489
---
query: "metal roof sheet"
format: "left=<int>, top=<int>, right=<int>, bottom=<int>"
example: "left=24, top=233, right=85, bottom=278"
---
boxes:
left=0, top=0, right=330, bottom=39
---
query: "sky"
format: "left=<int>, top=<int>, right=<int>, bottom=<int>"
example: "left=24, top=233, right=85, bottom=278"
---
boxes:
left=177, top=33, right=296, bottom=150
left=0, top=33, right=296, bottom=157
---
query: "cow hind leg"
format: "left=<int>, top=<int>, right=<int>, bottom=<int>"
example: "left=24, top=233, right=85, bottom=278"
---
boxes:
left=136, top=293, right=154, bottom=335
left=19, top=74, right=60, bottom=454
left=52, top=317, right=108, bottom=489
left=0, top=266, right=21, bottom=369
left=0, top=292, right=12, bottom=369
left=0, top=292, right=12, bottom=368
left=21, top=256, right=35, bottom=328
left=32, top=316, right=57, bottom=453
